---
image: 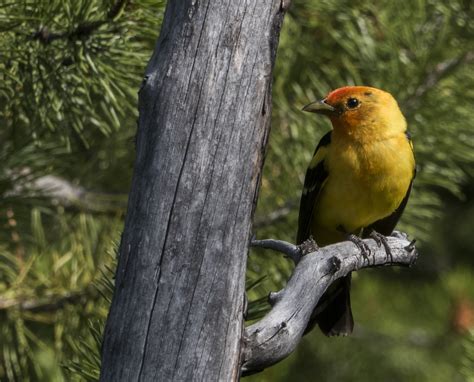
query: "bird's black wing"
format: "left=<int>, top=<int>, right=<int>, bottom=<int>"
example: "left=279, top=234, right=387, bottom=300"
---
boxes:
left=296, top=131, right=331, bottom=244
left=297, top=132, right=353, bottom=336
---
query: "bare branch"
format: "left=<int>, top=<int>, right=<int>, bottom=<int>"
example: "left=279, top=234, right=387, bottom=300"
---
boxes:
left=251, top=238, right=302, bottom=263
left=402, top=51, right=474, bottom=115
left=253, top=199, right=297, bottom=229
left=6, top=171, right=127, bottom=213
left=241, top=234, right=418, bottom=376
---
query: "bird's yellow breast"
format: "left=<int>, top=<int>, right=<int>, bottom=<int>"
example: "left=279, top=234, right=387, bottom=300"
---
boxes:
left=312, top=134, right=414, bottom=244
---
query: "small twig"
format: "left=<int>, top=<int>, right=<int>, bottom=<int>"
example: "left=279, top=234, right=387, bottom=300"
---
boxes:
left=30, top=0, right=129, bottom=44
left=253, top=199, right=297, bottom=228
left=251, top=238, right=302, bottom=263
left=402, top=51, right=474, bottom=115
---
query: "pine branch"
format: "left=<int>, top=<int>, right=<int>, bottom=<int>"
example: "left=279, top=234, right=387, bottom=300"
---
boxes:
left=402, top=50, right=474, bottom=114
left=241, top=234, right=418, bottom=375
left=30, top=0, right=129, bottom=44
left=0, top=286, right=97, bottom=313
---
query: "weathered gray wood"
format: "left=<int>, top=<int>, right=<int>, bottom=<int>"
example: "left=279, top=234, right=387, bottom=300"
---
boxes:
left=100, top=1, right=289, bottom=381
left=241, top=235, right=418, bottom=375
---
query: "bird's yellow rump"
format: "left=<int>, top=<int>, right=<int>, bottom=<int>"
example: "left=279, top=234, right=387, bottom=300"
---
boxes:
left=298, top=86, right=415, bottom=336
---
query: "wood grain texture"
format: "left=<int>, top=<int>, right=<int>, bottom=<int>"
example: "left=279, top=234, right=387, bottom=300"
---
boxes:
left=241, top=235, right=418, bottom=375
left=100, top=0, right=289, bottom=381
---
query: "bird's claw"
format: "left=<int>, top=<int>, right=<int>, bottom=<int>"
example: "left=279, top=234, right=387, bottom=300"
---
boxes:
left=347, top=234, right=371, bottom=259
left=298, top=235, right=319, bottom=256
left=370, top=230, right=393, bottom=262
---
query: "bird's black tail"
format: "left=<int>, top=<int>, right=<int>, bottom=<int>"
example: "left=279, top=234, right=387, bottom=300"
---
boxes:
left=306, top=274, right=354, bottom=336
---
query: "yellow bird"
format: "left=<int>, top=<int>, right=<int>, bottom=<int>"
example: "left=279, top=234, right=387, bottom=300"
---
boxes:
left=298, top=86, right=416, bottom=336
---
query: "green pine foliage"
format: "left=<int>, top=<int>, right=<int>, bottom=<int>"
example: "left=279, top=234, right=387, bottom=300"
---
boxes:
left=0, top=0, right=473, bottom=380
left=463, top=330, right=474, bottom=382
left=0, top=0, right=165, bottom=380
left=1, top=0, right=161, bottom=147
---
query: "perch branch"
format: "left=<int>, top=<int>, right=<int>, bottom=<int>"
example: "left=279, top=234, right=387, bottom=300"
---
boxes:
left=242, top=234, right=418, bottom=375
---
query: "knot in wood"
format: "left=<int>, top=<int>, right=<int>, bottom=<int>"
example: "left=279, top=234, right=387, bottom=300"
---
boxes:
left=325, top=256, right=341, bottom=274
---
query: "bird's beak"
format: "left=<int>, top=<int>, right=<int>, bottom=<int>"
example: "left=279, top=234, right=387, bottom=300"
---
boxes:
left=302, top=99, right=336, bottom=115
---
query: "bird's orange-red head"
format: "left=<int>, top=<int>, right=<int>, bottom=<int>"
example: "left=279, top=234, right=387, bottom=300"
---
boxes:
left=303, top=86, right=406, bottom=139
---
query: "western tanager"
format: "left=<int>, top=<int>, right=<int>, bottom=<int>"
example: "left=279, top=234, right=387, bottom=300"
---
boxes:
left=299, top=86, right=416, bottom=336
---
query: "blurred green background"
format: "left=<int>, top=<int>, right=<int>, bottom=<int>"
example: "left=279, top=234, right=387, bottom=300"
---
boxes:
left=1, top=0, right=473, bottom=381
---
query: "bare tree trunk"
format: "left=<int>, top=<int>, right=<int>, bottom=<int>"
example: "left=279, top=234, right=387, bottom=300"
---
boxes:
left=100, top=1, right=289, bottom=381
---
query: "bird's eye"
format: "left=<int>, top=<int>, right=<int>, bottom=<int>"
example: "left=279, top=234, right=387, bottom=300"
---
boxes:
left=346, top=98, right=359, bottom=109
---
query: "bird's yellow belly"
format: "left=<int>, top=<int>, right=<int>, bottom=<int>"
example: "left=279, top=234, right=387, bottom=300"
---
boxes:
left=314, top=175, right=405, bottom=232
left=312, top=137, right=414, bottom=244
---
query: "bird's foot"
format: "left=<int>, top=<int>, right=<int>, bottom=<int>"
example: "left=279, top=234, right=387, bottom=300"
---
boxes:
left=369, top=230, right=393, bottom=262
left=346, top=233, right=371, bottom=259
left=298, top=236, right=319, bottom=256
